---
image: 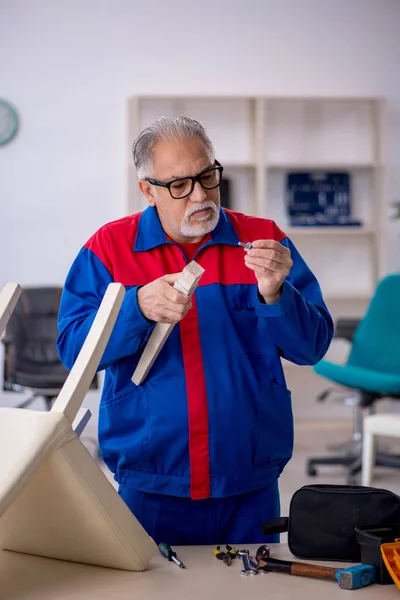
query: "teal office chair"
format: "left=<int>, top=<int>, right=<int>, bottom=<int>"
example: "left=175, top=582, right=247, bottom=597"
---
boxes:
left=307, top=274, right=400, bottom=484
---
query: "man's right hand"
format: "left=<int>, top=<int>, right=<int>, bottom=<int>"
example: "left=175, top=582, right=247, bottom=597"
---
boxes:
left=137, top=273, right=192, bottom=324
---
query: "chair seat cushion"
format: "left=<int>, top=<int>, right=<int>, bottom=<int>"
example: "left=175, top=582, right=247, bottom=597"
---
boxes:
left=0, top=408, right=156, bottom=571
left=0, top=408, right=73, bottom=519
left=314, top=361, right=400, bottom=396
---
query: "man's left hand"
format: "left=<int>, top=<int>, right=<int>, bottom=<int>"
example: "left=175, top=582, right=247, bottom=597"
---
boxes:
left=244, top=240, right=293, bottom=304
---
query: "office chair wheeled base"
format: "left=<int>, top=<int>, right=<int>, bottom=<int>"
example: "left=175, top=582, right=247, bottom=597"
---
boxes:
left=307, top=455, right=358, bottom=480
left=307, top=393, right=378, bottom=484
left=307, top=452, right=400, bottom=485
left=16, top=391, right=58, bottom=411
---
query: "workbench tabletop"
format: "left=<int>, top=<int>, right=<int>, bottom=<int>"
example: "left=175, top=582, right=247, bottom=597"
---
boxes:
left=1, top=544, right=398, bottom=599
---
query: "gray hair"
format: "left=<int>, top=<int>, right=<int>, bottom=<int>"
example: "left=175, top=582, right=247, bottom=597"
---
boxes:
left=132, top=115, right=215, bottom=180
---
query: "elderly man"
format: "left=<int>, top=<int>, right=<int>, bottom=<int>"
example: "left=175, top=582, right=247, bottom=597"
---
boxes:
left=57, top=116, right=333, bottom=545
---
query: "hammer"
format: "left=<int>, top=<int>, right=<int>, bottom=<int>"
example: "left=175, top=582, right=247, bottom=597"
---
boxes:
left=257, top=557, right=375, bottom=590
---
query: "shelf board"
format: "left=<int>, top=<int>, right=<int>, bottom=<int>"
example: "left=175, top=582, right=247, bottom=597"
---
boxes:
left=128, top=161, right=256, bottom=170
left=136, top=94, right=255, bottom=101
left=285, top=227, right=374, bottom=236
left=282, top=355, right=349, bottom=369
left=324, top=293, right=372, bottom=301
left=223, top=162, right=256, bottom=169
left=136, top=95, right=382, bottom=102
left=267, top=162, right=376, bottom=171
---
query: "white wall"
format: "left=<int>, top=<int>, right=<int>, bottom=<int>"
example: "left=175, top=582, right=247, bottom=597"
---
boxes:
left=1, top=0, right=400, bottom=287
left=2, top=0, right=400, bottom=428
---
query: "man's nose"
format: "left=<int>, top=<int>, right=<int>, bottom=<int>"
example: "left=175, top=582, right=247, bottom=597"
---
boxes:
left=190, top=181, right=207, bottom=202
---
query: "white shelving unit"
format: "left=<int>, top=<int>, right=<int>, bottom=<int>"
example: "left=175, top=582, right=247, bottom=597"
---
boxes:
left=127, top=96, right=387, bottom=317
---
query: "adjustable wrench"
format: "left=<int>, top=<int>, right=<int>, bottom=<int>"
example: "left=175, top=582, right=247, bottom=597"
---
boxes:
left=238, top=549, right=257, bottom=575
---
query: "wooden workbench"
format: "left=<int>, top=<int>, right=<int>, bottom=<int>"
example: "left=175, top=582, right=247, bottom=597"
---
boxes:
left=1, top=544, right=398, bottom=599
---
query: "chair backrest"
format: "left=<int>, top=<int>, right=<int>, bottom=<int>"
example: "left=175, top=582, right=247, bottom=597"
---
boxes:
left=2, top=286, right=97, bottom=391
left=348, top=274, right=400, bottom=374
left=3, top=287, right=64, bottom=370
left=51, top=282, right=124, bottom=424
left=0, top=282, right=22, bottom=338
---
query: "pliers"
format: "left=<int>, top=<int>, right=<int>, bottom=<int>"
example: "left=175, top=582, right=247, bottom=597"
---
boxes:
left=213, top=544, right=238, bottom=566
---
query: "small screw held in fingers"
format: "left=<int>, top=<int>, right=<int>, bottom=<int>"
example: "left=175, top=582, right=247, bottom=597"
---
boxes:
left=238, top=241, right=252, bottom=251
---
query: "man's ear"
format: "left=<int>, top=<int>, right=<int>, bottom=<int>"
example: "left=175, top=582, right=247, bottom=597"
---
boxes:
left=139, top=180, right=156, bottom=207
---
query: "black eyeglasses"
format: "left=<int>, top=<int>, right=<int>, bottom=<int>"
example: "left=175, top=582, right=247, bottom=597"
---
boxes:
left=146, top=160, right=223, bottom=199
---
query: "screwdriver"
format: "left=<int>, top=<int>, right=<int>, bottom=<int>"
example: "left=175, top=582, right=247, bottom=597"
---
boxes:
left=158, top=542, right=185, bottom=568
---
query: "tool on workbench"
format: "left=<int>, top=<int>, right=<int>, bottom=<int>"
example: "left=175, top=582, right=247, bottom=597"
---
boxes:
left=238, top=241, right=252, bottom=251
left=213, top=544, right=238, bottom=566
left=255, top=545, right=271, bottom=563
left=238, top=549, right=258, bottom=575
left=214, top=546, right=232, bottom=566
left=257, top=556, right=375, bottom=590
left=381, top=541, right=400, bottom=589
left=249, top=556, right=259, bottom=571
left=356, top=523, right=400, bottom=585
left=225, top=544, right=238, bottom=562
left=225, top=544, right=238, bottom=557
left=214, top=544, right=238, bottom=566
left=158, top=543, right=185, bottom=569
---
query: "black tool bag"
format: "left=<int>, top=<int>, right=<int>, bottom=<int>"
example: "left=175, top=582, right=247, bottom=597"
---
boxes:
left=261, top=484, right=400, bottom=562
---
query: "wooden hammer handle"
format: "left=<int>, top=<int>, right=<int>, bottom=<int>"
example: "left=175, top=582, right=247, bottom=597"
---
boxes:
left=291, top=562, right=337, bottom=580
left=259, top=557, right=337, bottom=580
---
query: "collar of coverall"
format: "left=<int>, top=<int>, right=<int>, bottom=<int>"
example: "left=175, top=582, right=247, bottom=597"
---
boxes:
left=133, top=205, right=239, bottom=252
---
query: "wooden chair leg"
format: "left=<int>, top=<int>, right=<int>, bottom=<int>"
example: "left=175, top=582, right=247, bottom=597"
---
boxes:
left=51, top=283, right=125, bottom=426
left=131, top=261, right=204, bottom=385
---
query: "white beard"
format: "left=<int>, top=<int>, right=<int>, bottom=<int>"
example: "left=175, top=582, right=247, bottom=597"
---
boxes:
left=179, top=200, right=220, bottom=237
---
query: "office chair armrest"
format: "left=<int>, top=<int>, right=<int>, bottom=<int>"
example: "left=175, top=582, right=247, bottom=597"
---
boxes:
left=334, top=318, right=361, bottom=342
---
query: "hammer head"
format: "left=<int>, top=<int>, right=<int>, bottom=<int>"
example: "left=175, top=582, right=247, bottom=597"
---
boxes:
left=336, top=565, right=375, bottom=590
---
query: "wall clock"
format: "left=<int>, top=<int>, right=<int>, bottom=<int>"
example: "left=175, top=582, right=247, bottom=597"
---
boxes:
left=0, top=99, right=19, bottom=145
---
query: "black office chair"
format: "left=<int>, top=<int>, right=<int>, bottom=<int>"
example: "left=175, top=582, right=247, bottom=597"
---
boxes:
left=2, top=286, right=98, bottom=409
